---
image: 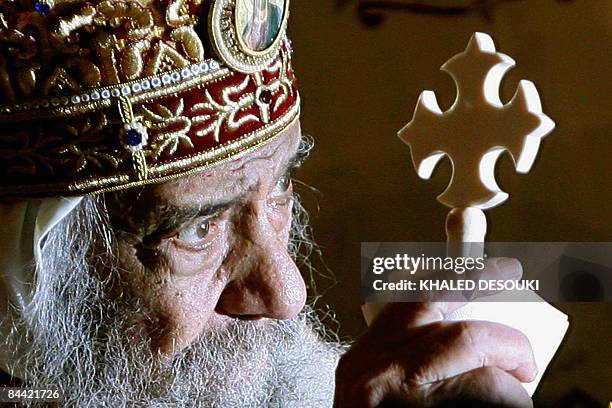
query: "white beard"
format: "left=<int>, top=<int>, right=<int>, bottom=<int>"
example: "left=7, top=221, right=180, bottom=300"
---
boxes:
left=5, top=195, right=344, bottom=407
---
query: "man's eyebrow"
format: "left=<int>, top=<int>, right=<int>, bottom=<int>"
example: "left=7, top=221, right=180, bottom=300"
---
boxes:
left=142, top=143, right=309, bottom=242
left=143, top=198, right=240, bottom=244
left=171, top=200, right=236, bottom=224
left=288, top=139, right=311, bottom=171
left=282, top=147, right=309, bottom=180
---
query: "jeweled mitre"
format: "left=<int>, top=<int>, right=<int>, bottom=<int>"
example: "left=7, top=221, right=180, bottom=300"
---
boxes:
left=0, top=0, right=298, bottom=198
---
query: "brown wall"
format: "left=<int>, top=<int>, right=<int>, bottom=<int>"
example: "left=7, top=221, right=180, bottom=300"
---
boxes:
left=290, top=0, right=611, bottom=404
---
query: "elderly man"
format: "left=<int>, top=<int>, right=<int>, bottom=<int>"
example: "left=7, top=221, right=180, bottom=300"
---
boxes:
left=0, top=0, right=535, bottom=406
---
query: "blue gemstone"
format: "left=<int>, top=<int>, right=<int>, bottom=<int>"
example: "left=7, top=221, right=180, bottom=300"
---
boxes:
left=125, top=129, right=142, bottom=146
left=34, top=2, right=51, bottom=14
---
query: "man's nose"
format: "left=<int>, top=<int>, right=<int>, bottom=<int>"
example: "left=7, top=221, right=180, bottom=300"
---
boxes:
left=216, top=203, right=306, bottom=320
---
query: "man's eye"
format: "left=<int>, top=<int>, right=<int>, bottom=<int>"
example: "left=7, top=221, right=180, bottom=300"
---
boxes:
left=268, top=175, right=293, bottom=210
left=175, top=218, right=216, bottom=249
left=276, top=175, right=291, bottom=192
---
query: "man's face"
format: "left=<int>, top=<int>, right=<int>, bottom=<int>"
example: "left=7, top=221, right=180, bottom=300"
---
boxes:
left=8, top=119, right=340, bottom=406
left=109, top=120, right=306, bottom=354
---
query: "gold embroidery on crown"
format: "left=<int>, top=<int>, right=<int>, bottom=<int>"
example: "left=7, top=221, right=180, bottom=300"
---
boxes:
left=0, top=1, right=300, bottom=198
left=60, top=113, right=122, bottom=173
left=143, top=99, right=194, bottom=159
left=192, top=45, right=294, bottom=142
left=0, top=127, right=65, bottom=176
left=0, top=0, right=206, bottom=104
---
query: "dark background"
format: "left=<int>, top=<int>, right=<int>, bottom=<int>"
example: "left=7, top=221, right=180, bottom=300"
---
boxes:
left=289, top=0, right=611, bottom=405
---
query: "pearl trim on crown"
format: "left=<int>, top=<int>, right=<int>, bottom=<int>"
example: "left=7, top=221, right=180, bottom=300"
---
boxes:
left=0, top=59, right=222, bottom=116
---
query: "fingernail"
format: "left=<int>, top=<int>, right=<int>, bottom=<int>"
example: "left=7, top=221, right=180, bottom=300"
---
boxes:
left=496, top=257, right=523, bottom=279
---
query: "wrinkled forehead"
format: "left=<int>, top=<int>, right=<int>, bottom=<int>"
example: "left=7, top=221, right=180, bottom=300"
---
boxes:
left=150, top=120, right=302, bottom=207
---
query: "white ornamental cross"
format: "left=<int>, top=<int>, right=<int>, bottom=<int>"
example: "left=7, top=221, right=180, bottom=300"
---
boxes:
left=391, top=34, right=564, bottom=400
left=398, top=32, right=555, bottom=211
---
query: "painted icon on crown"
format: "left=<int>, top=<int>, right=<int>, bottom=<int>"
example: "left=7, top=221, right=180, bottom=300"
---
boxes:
left=235, top=0, right=285, bottom=52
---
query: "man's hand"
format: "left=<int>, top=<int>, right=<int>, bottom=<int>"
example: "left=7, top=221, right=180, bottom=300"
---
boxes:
left=334, top=258, right=537, bottom=408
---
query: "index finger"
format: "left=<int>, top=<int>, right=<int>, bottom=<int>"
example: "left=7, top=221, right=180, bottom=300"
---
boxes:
left=366, top=301, right=466, bottom=331
left=359, top=301, right=467, bottom=350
